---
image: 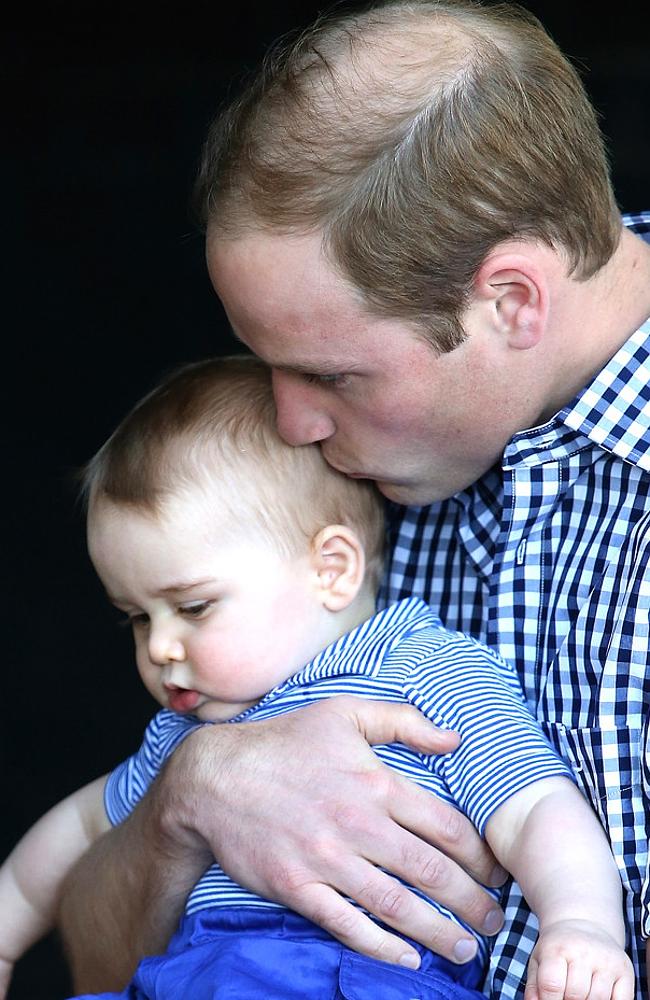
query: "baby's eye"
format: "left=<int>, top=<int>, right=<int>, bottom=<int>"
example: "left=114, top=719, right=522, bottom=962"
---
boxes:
left=115, top=610, right=149, bottom=629
left=179, top=601, right=213, bottom=619
left=127, top=612, right=150, bottom=629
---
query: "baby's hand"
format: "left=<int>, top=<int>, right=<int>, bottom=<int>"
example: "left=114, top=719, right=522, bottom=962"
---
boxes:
left=524, top=920, right=634, bottom=1000
left=0, top=955, right=14, bottom=1000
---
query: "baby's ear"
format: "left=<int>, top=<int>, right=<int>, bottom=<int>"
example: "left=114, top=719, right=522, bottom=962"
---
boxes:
left=310, top=525, right=366, bottom=611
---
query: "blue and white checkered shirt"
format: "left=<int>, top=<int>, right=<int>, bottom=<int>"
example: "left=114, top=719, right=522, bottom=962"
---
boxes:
left=380, top=212, right=650, bottom=998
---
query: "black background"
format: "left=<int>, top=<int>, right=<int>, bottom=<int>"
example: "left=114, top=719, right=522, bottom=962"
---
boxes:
left=4, top=3, right=649, bottom=997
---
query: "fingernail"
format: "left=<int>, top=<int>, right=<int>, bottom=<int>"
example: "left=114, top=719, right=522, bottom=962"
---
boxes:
left=453, top=938, right=477, bottom=963
left=398, top=951, right=421, bottom=969
left=488, top=864, right=507, bottom=887
left=482, top=909, right=503, bottom=935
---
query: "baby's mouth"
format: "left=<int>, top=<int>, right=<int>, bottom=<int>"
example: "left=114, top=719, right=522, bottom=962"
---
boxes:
left=164, top=684, right=202, bottom=714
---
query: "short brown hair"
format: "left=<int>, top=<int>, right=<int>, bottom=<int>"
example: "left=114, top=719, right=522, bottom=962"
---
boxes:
left=194, top=0, right=620, bottom=352
left=82, top=355, right=386, bottom=590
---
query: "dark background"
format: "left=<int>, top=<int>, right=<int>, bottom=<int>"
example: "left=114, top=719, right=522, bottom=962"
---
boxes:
left=4, top=3, right=649, bottom=997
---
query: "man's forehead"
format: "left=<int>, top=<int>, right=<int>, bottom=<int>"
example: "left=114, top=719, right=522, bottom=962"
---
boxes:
left=209, top=234, right=374, bottom=343
left=225, top=310, right=364, bottom=372
left=207, top=228, right=366, bottom=310
left=208, top=227, right=326, bottom=277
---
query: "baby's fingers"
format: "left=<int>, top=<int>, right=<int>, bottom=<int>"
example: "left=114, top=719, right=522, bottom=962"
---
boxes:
left=609, top=966, right=635, bottom=1000
left=527, top=956, right=634, bottom=1000
left=563, top=960, right=595, bottom=1000
left=0, top=957, right=13, bottom=1000
left=524, top=955, right=540, bottom=1000
left=585, top=970, right=620, bottom=1000
left=525, top=954, right=568, bottom=1000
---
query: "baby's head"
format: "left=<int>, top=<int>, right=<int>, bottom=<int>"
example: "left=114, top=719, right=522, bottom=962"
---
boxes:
left=84, top=355, right=385, bottom=721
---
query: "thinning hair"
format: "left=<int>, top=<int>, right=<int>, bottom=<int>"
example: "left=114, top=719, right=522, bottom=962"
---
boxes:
left=82, top=355, right=386, bottom=590
left=195, top=0, right=620, bottom=352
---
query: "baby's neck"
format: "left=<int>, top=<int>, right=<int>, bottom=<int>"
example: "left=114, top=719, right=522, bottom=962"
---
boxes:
left=333, top=589, right=377, bottom=639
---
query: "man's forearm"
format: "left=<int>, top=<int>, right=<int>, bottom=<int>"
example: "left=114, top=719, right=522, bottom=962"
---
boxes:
left=57, top=764, right=211, bottom=992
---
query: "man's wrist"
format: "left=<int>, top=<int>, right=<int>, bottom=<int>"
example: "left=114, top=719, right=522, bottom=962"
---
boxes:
left=152, top=726, right=229, bottom=862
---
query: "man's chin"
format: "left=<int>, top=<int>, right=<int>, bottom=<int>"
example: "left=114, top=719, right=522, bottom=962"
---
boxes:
left=375, top=473, right=466, bottom=505
left=375, top=479, right=435, bottom=506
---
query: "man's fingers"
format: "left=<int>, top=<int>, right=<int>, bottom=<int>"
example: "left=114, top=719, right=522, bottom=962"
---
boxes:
left=369, top=818, right=504, bottom=938
left=185, top=702, right=505, bottom=963
left=331, top=698, right=506, bottom=889
left=386, top=767, right=506, bottom=889
left=338, top=860, right=481, bottom=965
left=297, top=876, right=480, bottom=970
left=336, top=697, right=460, bottom=755
left=296, top=883, right=423, bottom=968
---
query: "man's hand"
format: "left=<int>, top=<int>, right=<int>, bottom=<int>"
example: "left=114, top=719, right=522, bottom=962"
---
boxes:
left=60, top=696, right=506, bottom=989
left=162, top=696, right=505, bottom=969
left=525, top=920, right=634, bottom=1000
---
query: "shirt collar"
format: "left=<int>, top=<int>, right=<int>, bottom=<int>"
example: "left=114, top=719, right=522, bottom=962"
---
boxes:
left=503, top=320, right=650, bottom=470
left=300, top=596, right=433, bottom=681
left=235, top=597, right=434, bottom=720
left=561, top=320, right=650, bottom=470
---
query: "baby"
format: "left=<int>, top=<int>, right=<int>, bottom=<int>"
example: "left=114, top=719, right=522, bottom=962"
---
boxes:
left=0, top=356, right=633, bottom=1000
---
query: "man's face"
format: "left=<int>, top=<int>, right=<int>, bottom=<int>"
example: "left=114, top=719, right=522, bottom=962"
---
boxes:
left=207, top=229, right=527, bottom=504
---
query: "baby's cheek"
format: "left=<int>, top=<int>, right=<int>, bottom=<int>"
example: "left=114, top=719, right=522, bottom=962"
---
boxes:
left=193, top=638, right=242, bottom=690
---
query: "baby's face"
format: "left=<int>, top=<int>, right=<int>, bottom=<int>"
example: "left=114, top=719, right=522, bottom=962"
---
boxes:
left=87, top=495, right=329, bottom=722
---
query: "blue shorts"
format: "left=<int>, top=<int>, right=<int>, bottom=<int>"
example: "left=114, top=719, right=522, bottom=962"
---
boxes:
left=69, top=907, right=486, bottom=1000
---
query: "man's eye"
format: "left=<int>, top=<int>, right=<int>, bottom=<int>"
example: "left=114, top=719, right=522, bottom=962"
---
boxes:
left=302, top=373, right=348, bottom=388
left=179, top=601, right=213, bottom=619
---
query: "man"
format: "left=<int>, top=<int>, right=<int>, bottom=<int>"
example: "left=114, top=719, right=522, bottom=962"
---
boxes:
left=59, top=1, right=650, bottom=996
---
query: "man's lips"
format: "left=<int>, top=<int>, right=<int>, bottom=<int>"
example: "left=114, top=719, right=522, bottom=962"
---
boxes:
left=164, top=684, right=202, bottom=713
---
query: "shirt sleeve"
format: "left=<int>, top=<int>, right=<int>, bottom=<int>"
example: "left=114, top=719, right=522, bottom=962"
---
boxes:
left=103, top=709, right=204, bottom=826
left=400, top=626, right=574, bottom=834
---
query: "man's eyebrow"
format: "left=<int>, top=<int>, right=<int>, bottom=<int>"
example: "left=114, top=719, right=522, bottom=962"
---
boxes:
left=271, top=360, right=353, bottom=376
left=229, top=341, right=336, bottom=375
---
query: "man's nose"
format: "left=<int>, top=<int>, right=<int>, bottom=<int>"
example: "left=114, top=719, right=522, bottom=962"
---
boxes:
left=271, top=369, right=336, bottom=446
left=147, top=624, right=186, bottom=667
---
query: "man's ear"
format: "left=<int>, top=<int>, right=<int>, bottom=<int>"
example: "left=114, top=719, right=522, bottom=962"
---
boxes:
left=474, top=250, right=549, bottom=350
left=310, top=525, right=366, bottom=612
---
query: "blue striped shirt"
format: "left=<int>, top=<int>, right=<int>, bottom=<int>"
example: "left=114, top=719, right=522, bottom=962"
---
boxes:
left=105, top=597, right=571, bottom=965
left=380, top=213, right=650, bottom=998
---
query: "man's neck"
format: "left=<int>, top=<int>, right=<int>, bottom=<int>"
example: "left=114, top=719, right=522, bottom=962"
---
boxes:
left=593, top=224, right=650, bottom=337
left=541, top=224, right=650, bottom=420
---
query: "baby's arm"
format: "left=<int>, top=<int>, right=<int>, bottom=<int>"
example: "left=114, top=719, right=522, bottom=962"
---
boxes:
left=486, top=776, right=634, bottom=1000
left=0, top=775, right=109, bottom=999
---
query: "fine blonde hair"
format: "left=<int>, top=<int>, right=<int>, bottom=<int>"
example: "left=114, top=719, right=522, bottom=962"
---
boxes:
left=82, top=355, right=386, bottom=591
left=194, top=0, right=620, bottom=352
